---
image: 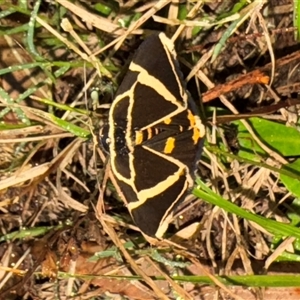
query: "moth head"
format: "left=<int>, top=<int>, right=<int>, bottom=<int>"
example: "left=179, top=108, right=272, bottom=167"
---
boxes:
left=99, top=125, right=111, bottom=153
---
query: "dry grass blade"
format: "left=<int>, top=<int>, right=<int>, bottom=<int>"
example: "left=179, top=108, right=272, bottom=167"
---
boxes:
left=195, top=69, right=288, bottom=164
left=113, top=0, right=172, bottom=51
left=96, top=213, right=170, bottom=300
left=0, top=132, right=73, bottom=143
left=56, top=0, right=142, bottom=36
left=264, top=237, right=296, bottom=270
left=188, top=256, right=245, bottom=300
left=0, top=247, right=31, bottom=291
left=0, top=163, right=50, bottom=190
left=2, top=1, right=300, bottom=298
left=172, top=0, right=204, bottom=41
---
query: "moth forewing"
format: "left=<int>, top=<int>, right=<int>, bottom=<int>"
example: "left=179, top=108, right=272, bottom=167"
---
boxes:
left=158, top=33, right=189, bottom=105
left=130, top=62, right=187, bottom=110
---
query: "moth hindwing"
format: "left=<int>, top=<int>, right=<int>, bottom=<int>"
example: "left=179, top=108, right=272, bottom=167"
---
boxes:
left=99, top=32, right=205, bottom=239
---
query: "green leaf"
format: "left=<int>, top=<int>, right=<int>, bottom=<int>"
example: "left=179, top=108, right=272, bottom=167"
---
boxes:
left=294, top=0, right=300, bottom=40
left=0, top=224, right=65, bottom=242
left=178, top=3, right=188, bottom=20
left=151, top=250, right=189, bottom=268
left=281, top=159, right=300, bottom=198
left=235, top=118, right=300, bottom=160
left=212, top=19, right=240, bottom=61
left=94, top=3, right=112, bottom=16
left=0, top=87, right=30, bottom=125
left=48, top=115, right=91, bottom=138
left=194, top=179, right=300, bottom=239
left=172, top=274, right=300, bottom=287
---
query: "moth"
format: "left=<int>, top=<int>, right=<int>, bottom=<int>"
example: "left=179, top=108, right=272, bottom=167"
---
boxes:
left=99, top=32, right=205, bottom=239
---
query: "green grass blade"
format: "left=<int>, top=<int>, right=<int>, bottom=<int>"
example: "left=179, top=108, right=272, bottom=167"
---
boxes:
left=194, top=179, right=300, bottom=239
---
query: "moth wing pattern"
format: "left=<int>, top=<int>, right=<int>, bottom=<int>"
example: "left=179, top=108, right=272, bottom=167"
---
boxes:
left=100, top=32, right=205, bottom=238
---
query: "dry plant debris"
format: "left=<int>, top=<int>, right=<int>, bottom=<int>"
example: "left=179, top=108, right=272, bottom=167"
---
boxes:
left=1, top=0, right=300, bottom=299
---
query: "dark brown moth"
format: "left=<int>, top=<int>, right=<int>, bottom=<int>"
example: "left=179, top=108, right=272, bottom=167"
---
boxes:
left=99, top=32, right=205, bottom=238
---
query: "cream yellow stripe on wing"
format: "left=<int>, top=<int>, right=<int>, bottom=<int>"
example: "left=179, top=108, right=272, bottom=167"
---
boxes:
left=108, top=88, right=137, bottom=185
left=156, top=181, right=188, bottom=238
left=130, top=62, right=188, bottom=109
left=111, top=133, right=194, bottom=201
left=158, top=33, right=187, bottom=103
left=107, top=89, right=137, bottom=187
left=127, top=166, right=187, bottom=210
left=128, top=143, right=194, bottom=207
left=107, top=92, right=137, bottom=187
left=111, top=141, right=191, bottom=199
left=111, top=152, right=137, bottom=183
left=125, top=82, right=138, bottom=153
left=132, top=64, right=187, bottom=131
left=142, top=144, right=194, bottom=188
left=158, top=32, right=177, bottom=59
